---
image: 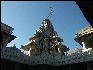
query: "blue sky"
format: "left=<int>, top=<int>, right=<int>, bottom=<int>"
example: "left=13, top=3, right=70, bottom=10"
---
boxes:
left=1, top=1, right=90, bottom=52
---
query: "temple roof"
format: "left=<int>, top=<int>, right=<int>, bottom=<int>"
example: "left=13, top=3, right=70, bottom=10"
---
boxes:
left=75, top=25, right=93, bottom=38
left=1, top=22, right=14, bottom=34
left=1, top=22, right=16, bottom=43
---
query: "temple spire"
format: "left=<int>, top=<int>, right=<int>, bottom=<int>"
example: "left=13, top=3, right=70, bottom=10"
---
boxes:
left=46, top=7, right=53, bottom=19
left=21, top=6, right=69, bottom=56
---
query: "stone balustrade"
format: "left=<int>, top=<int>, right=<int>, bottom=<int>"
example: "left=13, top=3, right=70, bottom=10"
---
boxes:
left=1, top=47, right=93, bottom=66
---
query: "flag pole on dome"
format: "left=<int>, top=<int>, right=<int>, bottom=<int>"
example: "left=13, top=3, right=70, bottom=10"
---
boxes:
left=46, top=6, right=53, bottom=19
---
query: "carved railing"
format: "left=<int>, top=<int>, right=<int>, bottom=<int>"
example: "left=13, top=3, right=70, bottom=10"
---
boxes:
left=1, top=47, right=93, bottom=66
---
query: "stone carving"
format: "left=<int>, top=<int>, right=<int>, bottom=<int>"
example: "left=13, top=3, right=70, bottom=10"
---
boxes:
left=21, top=18, right=69, bottom=56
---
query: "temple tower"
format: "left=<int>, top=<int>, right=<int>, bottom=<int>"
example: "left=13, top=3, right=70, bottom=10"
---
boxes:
left=21, top=7, right=69, bottom=56
left=21, top=18, right=69, bottom=56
